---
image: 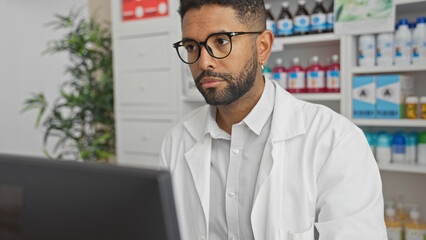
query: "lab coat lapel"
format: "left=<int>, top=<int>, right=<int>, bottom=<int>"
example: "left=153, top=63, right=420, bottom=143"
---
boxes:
left=183, top=106, right=212, bottom=231
left=252, top=81, right=306, bottom=237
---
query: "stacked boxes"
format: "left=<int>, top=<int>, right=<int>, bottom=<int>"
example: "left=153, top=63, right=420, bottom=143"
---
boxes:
left=353, top=75, right=414, bottom=119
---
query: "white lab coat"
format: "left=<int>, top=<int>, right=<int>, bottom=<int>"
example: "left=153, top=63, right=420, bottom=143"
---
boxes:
left=160, top=80, right=387, bottom=240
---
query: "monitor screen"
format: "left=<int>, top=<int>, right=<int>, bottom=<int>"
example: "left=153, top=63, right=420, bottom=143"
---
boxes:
left=0, top=154, right=180, bottom=240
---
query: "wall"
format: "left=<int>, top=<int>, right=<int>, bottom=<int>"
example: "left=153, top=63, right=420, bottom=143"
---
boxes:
left=0, top=0, right=88, bottom=157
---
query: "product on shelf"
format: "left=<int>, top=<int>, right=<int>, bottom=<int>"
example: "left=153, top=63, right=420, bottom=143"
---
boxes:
left=358, top=34, right=376, bottom=66
left=265, top=4, right=276, bottom=36
left=262, top=63, right=273, bottom=81
left=293, top=0, right=310, bottom=36
left=406, top=133, right=417, bottom=164
left=353, top=76, right=376, bottom=118
left=310, top=0, right=327, bottom=34
left=273, top=58, right=288, bottom=89
left=418, top=132, right=426, bottom=165
left=326, top=54, right=340, bottom=92
left=377, top=32, right=394, bottom=66
left=395, top=19, right=412, bottom=65
left=392, top=133, right=407, bottom=163
left=385, top=205, right=403, bottom=240
left=287, top=57, right=306, bottom=93
left=404, top=205, right=426, bottom=240
left=376, top=75, right=414, bottom=119
left=277, top=1, right=293, bottom=37
left=326, top=0, right=334, bottom=32
left=376, top=132, right=392, bottom=164
left=421, top=97, right=426, bottom=119
left=365, top=132, right=375, bottom=155
left=306, top=56, right=326, bottom=92
left=412, top=17, right=426, bottom=64
left=406, top=96, right=419, bottom=119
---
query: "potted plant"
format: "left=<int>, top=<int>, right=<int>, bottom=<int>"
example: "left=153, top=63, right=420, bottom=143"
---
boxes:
left=23, top=8, right=115, bottom=162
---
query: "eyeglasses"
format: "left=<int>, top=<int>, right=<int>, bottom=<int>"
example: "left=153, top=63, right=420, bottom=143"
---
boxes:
left=172, top=31, right=263, bottom=64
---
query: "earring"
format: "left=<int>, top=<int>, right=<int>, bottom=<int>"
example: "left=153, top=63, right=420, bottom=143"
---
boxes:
left=261, top=62, right=264, bottom=70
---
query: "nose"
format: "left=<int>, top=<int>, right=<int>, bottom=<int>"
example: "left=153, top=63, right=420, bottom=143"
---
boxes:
left=198, top=44, right=216, bottom=70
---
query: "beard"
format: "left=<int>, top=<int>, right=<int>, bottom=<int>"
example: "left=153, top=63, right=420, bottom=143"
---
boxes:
left=194, top=51, right=258, bottom=106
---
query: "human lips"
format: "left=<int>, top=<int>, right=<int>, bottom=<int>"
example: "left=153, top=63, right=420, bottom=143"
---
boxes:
left=200, top=77, right=225, bottom=88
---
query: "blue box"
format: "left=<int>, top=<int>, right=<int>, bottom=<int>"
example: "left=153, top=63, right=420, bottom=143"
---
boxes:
left=376, top=75, right=414, bottom=119
left=353, top=76, right=376, bottom=118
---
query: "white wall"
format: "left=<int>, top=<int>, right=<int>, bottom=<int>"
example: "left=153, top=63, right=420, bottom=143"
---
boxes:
left=0, top=0, right=88, bottom=157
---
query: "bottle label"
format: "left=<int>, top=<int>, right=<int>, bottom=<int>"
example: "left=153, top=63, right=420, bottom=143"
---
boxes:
left=273, top=72, right=288, bottom=89
left=405, top=228, right=426, bottom=240
left=289, top=71, right=305, bottom=89
left=310, top=13, right=327, bottom=31
left=421, top=103, right=426, bottom=119
left=307, top=70, right=325, bottom=88
left=412, top=39, right=426, bottom=60
left=327, top=70, right=340, bottom=89
left=294, top=16, right=309, bottom=33
left=386, top=227, right=402, bottom=240
left=266, top=20, right=276, bottom=35
left=277, top=19, right=293, bottom=35
left=327, top=13, right=334, bottom=30
left=395, top=38, right=411, bottom=60
left=377, top=36, right=394, bottom=65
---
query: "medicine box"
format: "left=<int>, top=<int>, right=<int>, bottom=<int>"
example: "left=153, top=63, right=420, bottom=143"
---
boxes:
left=376, top=75, right=414, bottom=119
left=353, top=75, right=376, bottom=118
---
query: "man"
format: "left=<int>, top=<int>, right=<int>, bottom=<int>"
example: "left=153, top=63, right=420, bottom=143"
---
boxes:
left=160, top=0, right=387, bottom=239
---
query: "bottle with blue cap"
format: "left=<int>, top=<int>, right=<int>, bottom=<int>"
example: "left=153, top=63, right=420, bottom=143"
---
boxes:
left=377, top=132, right=392, bottom=164
left=365, top=132, right=375, bottom=157
left=395, top=18, right=412, bottom=65
left=412, top=16, right=426, bottom=64
left=392, top=133, right=407, bottom=163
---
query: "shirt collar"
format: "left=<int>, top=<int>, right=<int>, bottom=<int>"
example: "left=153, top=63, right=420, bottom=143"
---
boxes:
left=243, top=77, right=274, bottom=135
left=203, top=77, right=275, bottom=138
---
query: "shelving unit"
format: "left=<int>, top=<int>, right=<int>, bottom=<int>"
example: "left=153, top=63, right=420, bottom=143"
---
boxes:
left=293, top=93, right=341, bottom=101
left=351, top=64, right=426, bottom=74
left=272, top=33, right=340, bottom=52
left=353, top=119, right=426, bottom=127
left=378, top=163, right=426, bottom=174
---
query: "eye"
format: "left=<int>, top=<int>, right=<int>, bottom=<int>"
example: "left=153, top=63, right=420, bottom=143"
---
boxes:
left=215, top=38, right=230, bottom=46
left=183, top=42, right=198, bottom=52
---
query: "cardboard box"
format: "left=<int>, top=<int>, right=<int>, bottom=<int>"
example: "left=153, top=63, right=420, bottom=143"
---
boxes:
left=376, top=75, right=414, bottom=119
left=353, top=75, right=376, bottom=118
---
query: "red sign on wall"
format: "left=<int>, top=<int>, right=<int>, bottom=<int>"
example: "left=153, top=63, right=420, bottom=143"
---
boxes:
left=122, top=0, right=169, bottom=22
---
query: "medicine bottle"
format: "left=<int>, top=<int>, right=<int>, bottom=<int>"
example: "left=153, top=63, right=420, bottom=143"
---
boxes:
left=376, top=132, right=392, bottom=164
left=418, top=132, right=426, bottom=165
left=420, top=97, right=426, bottom=119
left=392, top=133, right=406, bottom=163
left=406, top=96, right=419, bottom=119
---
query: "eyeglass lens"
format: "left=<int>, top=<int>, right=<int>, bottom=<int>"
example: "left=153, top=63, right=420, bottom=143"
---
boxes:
left=177, top=33, right=232, bottom=64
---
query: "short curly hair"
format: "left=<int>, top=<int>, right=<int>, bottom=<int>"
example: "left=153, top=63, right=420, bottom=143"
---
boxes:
left=178, top=0, right=266, bottom=30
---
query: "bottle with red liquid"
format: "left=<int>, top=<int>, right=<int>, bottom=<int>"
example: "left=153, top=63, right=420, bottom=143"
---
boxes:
left=288, top=57, right=306, bottom=93
left=306, top=56, right=326, bottom=93
left=273, top=58, right=288, bottom=90
left=326, top=54, right=340, bottom=92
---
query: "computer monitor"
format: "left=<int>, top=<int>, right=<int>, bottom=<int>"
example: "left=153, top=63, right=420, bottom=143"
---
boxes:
left=0, top=154, right=180, bottom=240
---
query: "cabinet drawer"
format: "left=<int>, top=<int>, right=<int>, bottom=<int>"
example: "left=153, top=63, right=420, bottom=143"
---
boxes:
left=119, top=119, right=173, bottom=154
left=117, top=34, right=170, bottom=71
left=117, top=70, right=172, bottom=106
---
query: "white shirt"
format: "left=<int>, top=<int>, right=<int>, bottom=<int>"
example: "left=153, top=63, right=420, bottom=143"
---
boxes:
left=206, top=79, right=274, bottom=240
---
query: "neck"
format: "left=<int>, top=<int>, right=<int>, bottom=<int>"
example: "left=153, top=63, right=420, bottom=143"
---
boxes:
left=216, top=73, right=265, bottom=134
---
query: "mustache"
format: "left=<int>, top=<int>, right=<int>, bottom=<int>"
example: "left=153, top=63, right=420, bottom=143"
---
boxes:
left=194, top=70, right=232, bottom=84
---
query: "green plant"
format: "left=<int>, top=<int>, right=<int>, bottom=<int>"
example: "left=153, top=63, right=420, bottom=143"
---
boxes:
left=23, top=8, right=115, bottom=162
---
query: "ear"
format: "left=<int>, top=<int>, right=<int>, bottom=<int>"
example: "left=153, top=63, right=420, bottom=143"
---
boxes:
left=256, top=30, right=274, bottom=66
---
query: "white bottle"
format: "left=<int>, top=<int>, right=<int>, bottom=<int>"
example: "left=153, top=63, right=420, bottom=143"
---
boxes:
left=395, top=19, right=412, bottom=65
left=406, top=133, right=417, bottom=164
left=358, top=34, right=376, bottom=66
left=412, top=17, right=426, bottom=64
left=376, top=32, right=394, bottom=66
left=376, top=133, right=392, bottom=164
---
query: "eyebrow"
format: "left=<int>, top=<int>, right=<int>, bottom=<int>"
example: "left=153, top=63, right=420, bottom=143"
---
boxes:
left=181, top=30, right=229, bottom=42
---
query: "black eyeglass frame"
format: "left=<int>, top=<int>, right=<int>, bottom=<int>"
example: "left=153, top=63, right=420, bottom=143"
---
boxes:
left=172, top=31, right=263, bottom=64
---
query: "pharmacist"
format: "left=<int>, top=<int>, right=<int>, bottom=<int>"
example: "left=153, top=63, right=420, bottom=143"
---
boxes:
left=160, top=0, right=387, bottom=239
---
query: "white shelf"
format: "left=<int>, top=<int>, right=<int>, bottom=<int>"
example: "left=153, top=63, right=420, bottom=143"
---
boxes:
left=395, top=0, right=426, bottom=6
left=378, top=162, right=426, bottom=174
left=293, top=93, right=341, bottom=101
left=351, top=65, right=426, bottom=74
left=353, top=119, right=426, bottom=127
left=272, top=33, right=340, bottom=52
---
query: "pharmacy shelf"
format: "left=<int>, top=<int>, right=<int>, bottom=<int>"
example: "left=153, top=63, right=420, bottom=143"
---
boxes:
left=378, top=162, right=426, bottom=174
left=293, top=93, right=341, bottom=101
left=272, top=33, right=340, bottom=52
left=351, top=65, right=426, bottom=74
left=353, top=119, right=426, bottom=127
left=395, top=0, right=426, bottom=5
